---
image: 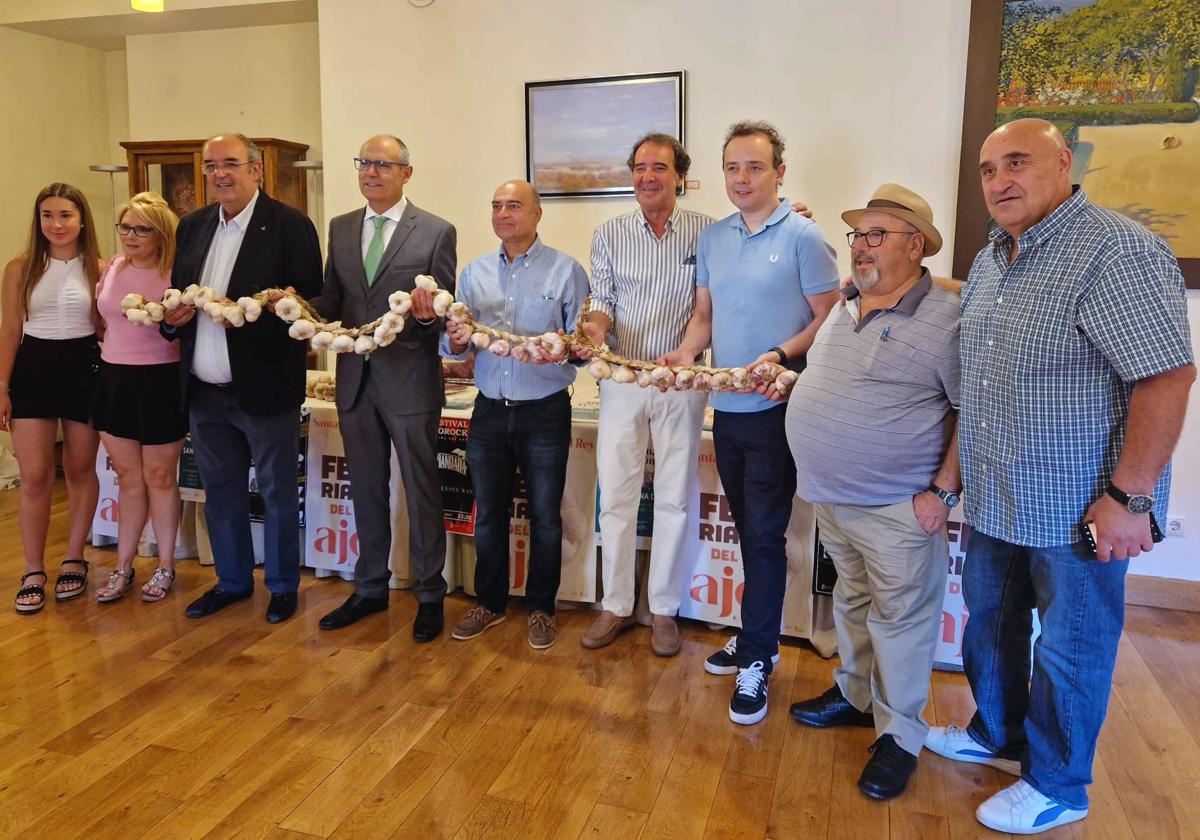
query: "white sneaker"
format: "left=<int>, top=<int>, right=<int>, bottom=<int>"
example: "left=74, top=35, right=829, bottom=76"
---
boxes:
left=704, top=636, right=781, bottom=676
left=924, top=725, right=1021, bottom=776
left=976, top=779, right=1088, bottom=834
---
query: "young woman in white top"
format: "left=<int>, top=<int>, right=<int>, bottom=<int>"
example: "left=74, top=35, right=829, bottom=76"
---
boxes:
left=0, top=183, right=103, bottom=613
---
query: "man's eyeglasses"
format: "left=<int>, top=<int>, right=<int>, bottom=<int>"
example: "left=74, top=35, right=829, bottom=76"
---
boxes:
left=116, top=223, right=155, bottom=238
left=201, top=160, right=256, bottom=175
left=353, top=157, right=409, bottom=172
left=846, top=229, right=917, bottom=248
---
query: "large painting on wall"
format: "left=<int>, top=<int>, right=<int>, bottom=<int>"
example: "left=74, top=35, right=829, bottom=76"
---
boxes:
left=954, top=0, right=1200, bottom=287
left=525, top=71, right=684, bottom=198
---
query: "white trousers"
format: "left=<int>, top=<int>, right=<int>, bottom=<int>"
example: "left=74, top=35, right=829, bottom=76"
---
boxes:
left=596, top=381, right=706, bottom=616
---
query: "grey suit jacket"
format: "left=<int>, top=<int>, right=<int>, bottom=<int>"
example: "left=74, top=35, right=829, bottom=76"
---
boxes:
left=312, top=201, right=457, bottom=414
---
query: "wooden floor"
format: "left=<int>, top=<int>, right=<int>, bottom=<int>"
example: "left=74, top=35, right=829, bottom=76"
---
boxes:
left=2, top=482, right=1199, bottom=840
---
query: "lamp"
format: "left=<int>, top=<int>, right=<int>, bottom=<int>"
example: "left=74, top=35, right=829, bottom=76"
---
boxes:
left=89, top=164, right=129, bottom=253
left=131, top=0, right=164, bottom=12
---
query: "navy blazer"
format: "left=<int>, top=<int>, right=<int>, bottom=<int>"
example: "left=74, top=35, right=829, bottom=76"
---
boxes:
left=168, top=191, right=323, bottom=415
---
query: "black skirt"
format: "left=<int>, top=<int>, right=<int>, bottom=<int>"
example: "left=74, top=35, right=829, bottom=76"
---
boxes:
left=91, top=360, right=187, bottom=445
left=10, top=334, right=99, bottom=424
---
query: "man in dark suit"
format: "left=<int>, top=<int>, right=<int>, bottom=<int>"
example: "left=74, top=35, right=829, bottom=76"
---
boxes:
left=162, top=133, right=322, bottom=624
left=309, top=134, right=456, bottom=640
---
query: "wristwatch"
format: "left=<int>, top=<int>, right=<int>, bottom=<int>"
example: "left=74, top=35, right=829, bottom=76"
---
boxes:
left=1106, top=482, right=1154, bottom=515
left=928, top=486, right=960, bottom=509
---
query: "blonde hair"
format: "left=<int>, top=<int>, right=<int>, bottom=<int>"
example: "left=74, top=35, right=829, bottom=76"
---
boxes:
left=18, top=183, right=101, bottom=315
left=116, top=191, right=179, bottom=278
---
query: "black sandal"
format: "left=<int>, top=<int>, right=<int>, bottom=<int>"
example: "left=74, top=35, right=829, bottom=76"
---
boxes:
left=55, top=559, right=90, bottom=601
left=16, top=571, right=48, bottom=614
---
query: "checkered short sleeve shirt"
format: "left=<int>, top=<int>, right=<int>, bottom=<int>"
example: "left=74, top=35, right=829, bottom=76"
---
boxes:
left=959, top=188, right=1193, bottom=547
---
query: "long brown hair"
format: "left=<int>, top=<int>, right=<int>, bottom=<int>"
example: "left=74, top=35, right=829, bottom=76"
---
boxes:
left=18, top=183, right=102, bottom=316
left=115, top=191, right=179, bottom=279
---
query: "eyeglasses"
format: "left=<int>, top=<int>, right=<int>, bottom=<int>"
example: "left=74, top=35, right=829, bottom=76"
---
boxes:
left=116, top=223, right=155, bottom=238
left=353, top=157, right=409, bottom=172
left=846, top=229, right=917, bottom=248
left=200, top=160, right=256, bottom=175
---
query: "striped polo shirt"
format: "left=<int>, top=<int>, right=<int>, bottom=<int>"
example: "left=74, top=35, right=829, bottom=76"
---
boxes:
left=588, top=205, right=713, bottom=361
left=787, top=271, right=961, bottom=506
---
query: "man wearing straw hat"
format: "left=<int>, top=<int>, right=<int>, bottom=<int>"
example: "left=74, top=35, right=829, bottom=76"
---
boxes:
left=786, top=183, right=961, bottom=800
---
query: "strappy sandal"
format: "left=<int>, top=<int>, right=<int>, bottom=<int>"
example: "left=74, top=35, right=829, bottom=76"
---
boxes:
left=141, top=568, right=175, bottom=602
left=15, top=571, right=48, bottom=614
left=97, top=567, right=135, bottom=603
left=55, top=558, right=90, bottom=601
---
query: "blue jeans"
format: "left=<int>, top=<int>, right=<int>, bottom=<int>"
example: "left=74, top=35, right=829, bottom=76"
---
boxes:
left=712, top=405, right=796, bottom=673
left=188, top=380, right=301, bottom=594
left=466, top=391, right=571, bottom=615
left=962, top=529, right=1128, bottom=809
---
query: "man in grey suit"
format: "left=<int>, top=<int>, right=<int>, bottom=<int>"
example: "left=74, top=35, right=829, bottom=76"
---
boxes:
left=310, top=134, right=457, bottom=639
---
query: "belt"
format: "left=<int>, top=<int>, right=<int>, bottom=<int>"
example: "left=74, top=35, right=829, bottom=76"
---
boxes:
left=477, top=389, right=568, bottom=408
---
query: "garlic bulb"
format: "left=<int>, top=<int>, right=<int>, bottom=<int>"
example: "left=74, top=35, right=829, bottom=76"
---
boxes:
left=238, top=297, right=263, bottom=322
left=311, top=331, right=335, bottom=350
left=752, top=362, right=779, bottom=384
left=470, top=331, right=492, bottom=349
left=710, top=371, right=733, bottom=391
left=329, top=334, right=356, bottom=354
left=203, top=301, right=226, bottom=323
left=120, top=293, right=146, bottom=311
left=673, top=369, right=696, bottom=390
left=162, top=288, right=183, bottom=310
left=525, top=340, right=546, bottom=362
left=488, top=339, right=511, bottom=357
left=649, top=366, right=675, bottom=389
left=373, top=324, right=397, bottom=347
left=775, top=370, right=799, bottom=394
left=223, top=306, right=246, bottom=327
left=637, top=369, right=653, bottom=388
left=432, top=290, right=454, bottom=317
left=193, top=287, right=216, bottom=307
left=273, top=297, right=302, bottom=322
left=354, top=335, right=377, bottom=355
left=288, top=319, right=317, bottom=340
left=448, top=301, right=470, bottom=323
left=125, top=309, right=151, bottom=325
left=611, top=365, right=637, bottom=384
left=730, top=367, right=752, bottom=390
left=510, top=343, right=532, bottom=363
left=587, top=359, right=613, bottom=380
left=414, top=275, right=439, bottom=293
left=144, top=301, right=166, bottom=322
left=180, top=285, right=201, bottom=306
left=381, top=312, right=405, bottom=333
left=693, top=371, right=713, bottom=392
left=388, top=290, right=413, bottom=315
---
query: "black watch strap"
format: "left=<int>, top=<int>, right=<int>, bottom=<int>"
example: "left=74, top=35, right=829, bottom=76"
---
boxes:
left=768, top=346, right=788, bottom=364
left=1106, top=482, right=1154, bottom=514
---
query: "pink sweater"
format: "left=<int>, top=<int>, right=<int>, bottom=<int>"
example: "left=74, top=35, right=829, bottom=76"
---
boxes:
left=97, top=256, right=180, bottom=365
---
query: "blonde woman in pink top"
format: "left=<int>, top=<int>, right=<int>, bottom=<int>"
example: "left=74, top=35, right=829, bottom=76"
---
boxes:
left=92, top=192, right=186, bottom=602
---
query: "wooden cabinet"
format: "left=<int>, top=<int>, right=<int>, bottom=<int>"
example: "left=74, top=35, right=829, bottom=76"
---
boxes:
left=120, top=138, right=310, bottom=219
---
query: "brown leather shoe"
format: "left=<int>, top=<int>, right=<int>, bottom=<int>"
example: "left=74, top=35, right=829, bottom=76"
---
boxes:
left=528, top=611, right=557, bottom=650
left=581, top=610, right=635, bottom=649
left=650, top=614, right=681, bottom=657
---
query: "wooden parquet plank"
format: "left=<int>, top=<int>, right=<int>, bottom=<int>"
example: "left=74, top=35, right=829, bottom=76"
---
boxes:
left=326, top=748, right=454, bottom=840
left=639, top=716, right=735, bottom=839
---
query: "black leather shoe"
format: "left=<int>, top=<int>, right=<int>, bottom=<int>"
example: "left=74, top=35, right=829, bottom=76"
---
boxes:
left=185, top=587, right=252, bottom=619
left=789, top=685, right=875, bottom=729
left=413, top=600, right=443, bottom=642
left=858, top=735, right=918, bottom=800
left=319, top=593, right=388, bottom=630
left=265, top=591, right=298, bottom=624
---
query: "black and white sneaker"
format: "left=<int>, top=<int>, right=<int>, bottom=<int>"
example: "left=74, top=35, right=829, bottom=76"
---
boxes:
left=729, top=661, right=769, bottom=725
left=705, top=636, right=781, bottom=676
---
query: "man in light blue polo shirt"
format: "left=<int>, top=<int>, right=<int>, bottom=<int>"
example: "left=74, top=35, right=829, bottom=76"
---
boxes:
left=443, top=180, right=588, bottom=651
left=663, top=120, right=840, bottom=725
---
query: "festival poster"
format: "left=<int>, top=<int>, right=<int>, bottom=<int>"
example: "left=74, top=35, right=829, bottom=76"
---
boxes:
left=438, top=415, right=475, bottom=534
left=676, top=436, right=823, bottom=642
left=933, top=510, right=970, bottom=670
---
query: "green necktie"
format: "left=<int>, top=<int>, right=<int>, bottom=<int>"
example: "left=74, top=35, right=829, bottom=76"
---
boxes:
left=364, top=215, right=387, bottom=286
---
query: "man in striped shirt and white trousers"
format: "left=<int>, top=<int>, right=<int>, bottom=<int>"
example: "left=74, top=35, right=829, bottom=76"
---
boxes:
left=579, top=133, right=711, bottom=656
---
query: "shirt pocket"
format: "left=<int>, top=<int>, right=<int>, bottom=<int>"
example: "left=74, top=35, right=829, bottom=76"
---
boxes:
left=516, top=296, right=563, bottom=335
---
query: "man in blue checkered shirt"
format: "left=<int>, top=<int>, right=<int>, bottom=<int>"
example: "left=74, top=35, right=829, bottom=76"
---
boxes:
left=924, top=118, right=1195, bottom=835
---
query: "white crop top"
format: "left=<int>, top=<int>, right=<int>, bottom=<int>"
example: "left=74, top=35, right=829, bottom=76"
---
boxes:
left=23, top=257, right=94, bottom=340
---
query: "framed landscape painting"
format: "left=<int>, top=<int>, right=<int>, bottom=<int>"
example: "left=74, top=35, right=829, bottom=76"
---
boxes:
left=953, top=0, right=1199, bottom=287
left=525, top=71, right=685, bottom=198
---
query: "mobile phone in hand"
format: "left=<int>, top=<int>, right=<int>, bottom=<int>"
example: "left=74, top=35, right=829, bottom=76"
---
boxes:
left=1081, top=513, right=1164, bottom=556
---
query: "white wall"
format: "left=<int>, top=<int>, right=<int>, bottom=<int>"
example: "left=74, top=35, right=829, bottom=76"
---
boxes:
left=125, top=21, right=321, bottom=160
left=317, top=0, right=971, bottom=277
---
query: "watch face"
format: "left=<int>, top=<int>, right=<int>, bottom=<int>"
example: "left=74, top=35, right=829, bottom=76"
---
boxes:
left=945, top=493, right=961, bottom=508
left=1127, top=494, right=1154, bottom=515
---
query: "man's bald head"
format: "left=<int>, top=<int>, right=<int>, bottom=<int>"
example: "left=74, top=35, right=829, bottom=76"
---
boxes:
left=492, top=179, right=542, bottom=258
left=978, top=118, right=1074, bottom=239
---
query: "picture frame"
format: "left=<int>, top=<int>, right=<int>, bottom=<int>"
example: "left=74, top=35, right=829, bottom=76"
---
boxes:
left=953, top=0, right=1199, bottom=289
left=525, top=71, right=685, bottom=198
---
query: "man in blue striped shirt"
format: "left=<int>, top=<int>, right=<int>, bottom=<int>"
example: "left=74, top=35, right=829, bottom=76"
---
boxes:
left=442, top=180, right=589, bottom=650
left=925, top=118, right=1195, bottom=835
